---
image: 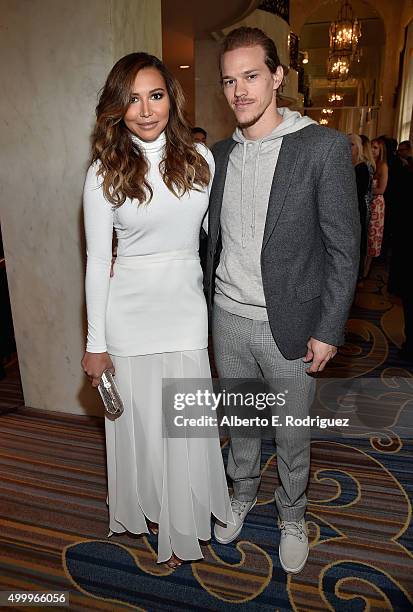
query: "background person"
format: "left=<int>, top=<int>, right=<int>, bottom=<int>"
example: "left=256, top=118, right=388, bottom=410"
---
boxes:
left=364, top=138, right=388, bottom=276
left=349, top=134, right=370, bottom=283
left=397, top=140, right=413, bottom=172
left=387, top=144, right=413, bottom=361
left=191, top=126, right=207, bottom=144
left=377, top=136, right=405, bottom=257
left=360, top=134, right=375, bottom=277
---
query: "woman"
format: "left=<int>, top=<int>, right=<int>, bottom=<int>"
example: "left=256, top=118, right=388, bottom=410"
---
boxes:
left=349, top=134, right=370, bottom=282
left=81, top=53, right=233, bottom=568
left=366, top=139, right=388, bottom=269
left=360, top=135, right=375, bottom=276
left=360, top=135, right=375, bottom=212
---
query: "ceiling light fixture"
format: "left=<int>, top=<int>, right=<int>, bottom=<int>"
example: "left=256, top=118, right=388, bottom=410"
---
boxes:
left=327, top=0, right=361, bottom=83
left=329, top=0, right=361, bottom=57
left=327, top=54, right=350, bottom=81
left=328, top=92, right=344, bottom=103
left=328, top=83, right=344, bottom=103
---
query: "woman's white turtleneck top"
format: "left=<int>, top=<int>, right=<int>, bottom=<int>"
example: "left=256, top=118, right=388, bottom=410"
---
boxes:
left=83, top=131, right=214, bottom=354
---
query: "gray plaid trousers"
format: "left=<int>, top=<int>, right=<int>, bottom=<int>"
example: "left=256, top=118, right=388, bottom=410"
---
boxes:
left=212, top=305, right=316, bottom=521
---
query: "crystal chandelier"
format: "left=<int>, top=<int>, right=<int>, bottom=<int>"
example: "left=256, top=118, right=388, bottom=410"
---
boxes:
left=329, top=0, right=361, bottom=58
left=319, top=118, right=329, bottom=125
left=327, top=54, right=350, bottom=81
left=327, top=0, right=361, bottom=83
left=322, top=108, right=333, bottom=115
left=328, top=83, right=344, bottom=104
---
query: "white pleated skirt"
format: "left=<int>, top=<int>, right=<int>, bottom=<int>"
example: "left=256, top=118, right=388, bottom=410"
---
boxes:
left=105, top=348, right=234, bottom=563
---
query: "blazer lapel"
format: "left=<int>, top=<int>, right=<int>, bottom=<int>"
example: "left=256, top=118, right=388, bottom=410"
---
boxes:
left=262, top=132, right=301, bottom=250
left=209, top=139, right=237, bottom=242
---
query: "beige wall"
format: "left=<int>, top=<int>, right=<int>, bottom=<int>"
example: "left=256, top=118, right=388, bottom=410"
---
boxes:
left=161, top=0, right=196, bottom=124
left=195, top=38, right=236, bottom=145
left=111, top=0, right=162, bottom=61
left=0, top=0, right=162, bottom=414
left=395, top=18, right=413, bottom=142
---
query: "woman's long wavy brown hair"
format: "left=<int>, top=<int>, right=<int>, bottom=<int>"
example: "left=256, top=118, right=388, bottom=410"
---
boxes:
left=91, top=53, right=210, bottom=207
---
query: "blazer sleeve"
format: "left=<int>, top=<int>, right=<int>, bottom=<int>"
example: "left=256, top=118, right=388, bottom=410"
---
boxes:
left=311, top=134, right=361, bottom=346
left=83, top=164, right=114, bottom=353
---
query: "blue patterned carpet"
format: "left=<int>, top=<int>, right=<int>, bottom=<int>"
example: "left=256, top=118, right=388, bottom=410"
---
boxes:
left=1, top=263, right=412, bottom=610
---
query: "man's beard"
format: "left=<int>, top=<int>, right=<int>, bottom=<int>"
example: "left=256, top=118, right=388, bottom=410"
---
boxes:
left=237, top=107, right=266, bottom=129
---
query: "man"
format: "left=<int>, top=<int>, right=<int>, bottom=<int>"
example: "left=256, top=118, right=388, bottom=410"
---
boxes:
left=205, top=27, right=360, bottom=574
left=389, top=141, right=413, bottom=361
left=192, top=126, right=207, bottom=144
left=397, top=140, right=413, bottom=171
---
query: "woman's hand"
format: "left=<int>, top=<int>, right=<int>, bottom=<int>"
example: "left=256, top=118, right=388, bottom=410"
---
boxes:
left=81, top=351, right=115, bottom=387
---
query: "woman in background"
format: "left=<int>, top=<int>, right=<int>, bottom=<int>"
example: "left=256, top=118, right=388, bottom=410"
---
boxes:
left=81, top=52, right=232, bottom=568
left=349, top=134, right=370, bottom=283
left=365, top=138, right=388, bottom=274
left=360, top=135, right=375, bottom=277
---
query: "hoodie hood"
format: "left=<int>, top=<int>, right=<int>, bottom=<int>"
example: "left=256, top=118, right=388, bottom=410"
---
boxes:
left=232, top=106, right=316, bottom=144
left=231, top=107, right=316, bottom=247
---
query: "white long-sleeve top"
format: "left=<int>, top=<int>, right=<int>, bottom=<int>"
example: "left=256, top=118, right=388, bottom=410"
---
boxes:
left=83, top=131, right=214, bottom=353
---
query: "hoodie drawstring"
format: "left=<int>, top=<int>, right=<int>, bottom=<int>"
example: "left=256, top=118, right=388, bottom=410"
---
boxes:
left=241, top=142, right=247, bottom=248
left=240, top=140, right=263, bottom=247
left=251, top=141, right=262, bottom=240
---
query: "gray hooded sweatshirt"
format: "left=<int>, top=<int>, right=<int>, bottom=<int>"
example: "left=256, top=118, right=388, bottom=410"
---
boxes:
left=215, top=107, right=316, bottom=320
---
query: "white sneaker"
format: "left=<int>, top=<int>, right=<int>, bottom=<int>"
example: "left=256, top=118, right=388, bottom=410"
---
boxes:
left=278, top=518, right=309, bottom=574
left=214, top=497, right=257, bottom=544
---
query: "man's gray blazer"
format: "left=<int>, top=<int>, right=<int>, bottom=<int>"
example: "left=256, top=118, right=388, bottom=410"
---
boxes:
left=204, top=124, right=361, bottom=360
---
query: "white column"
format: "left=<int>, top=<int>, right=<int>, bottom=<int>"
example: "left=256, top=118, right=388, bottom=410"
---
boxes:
left=0, top=0, right=161, bottom=414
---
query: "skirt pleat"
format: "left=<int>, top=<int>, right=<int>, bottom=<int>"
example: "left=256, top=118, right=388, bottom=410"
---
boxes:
left=105, top=349, right=233, bottom=562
